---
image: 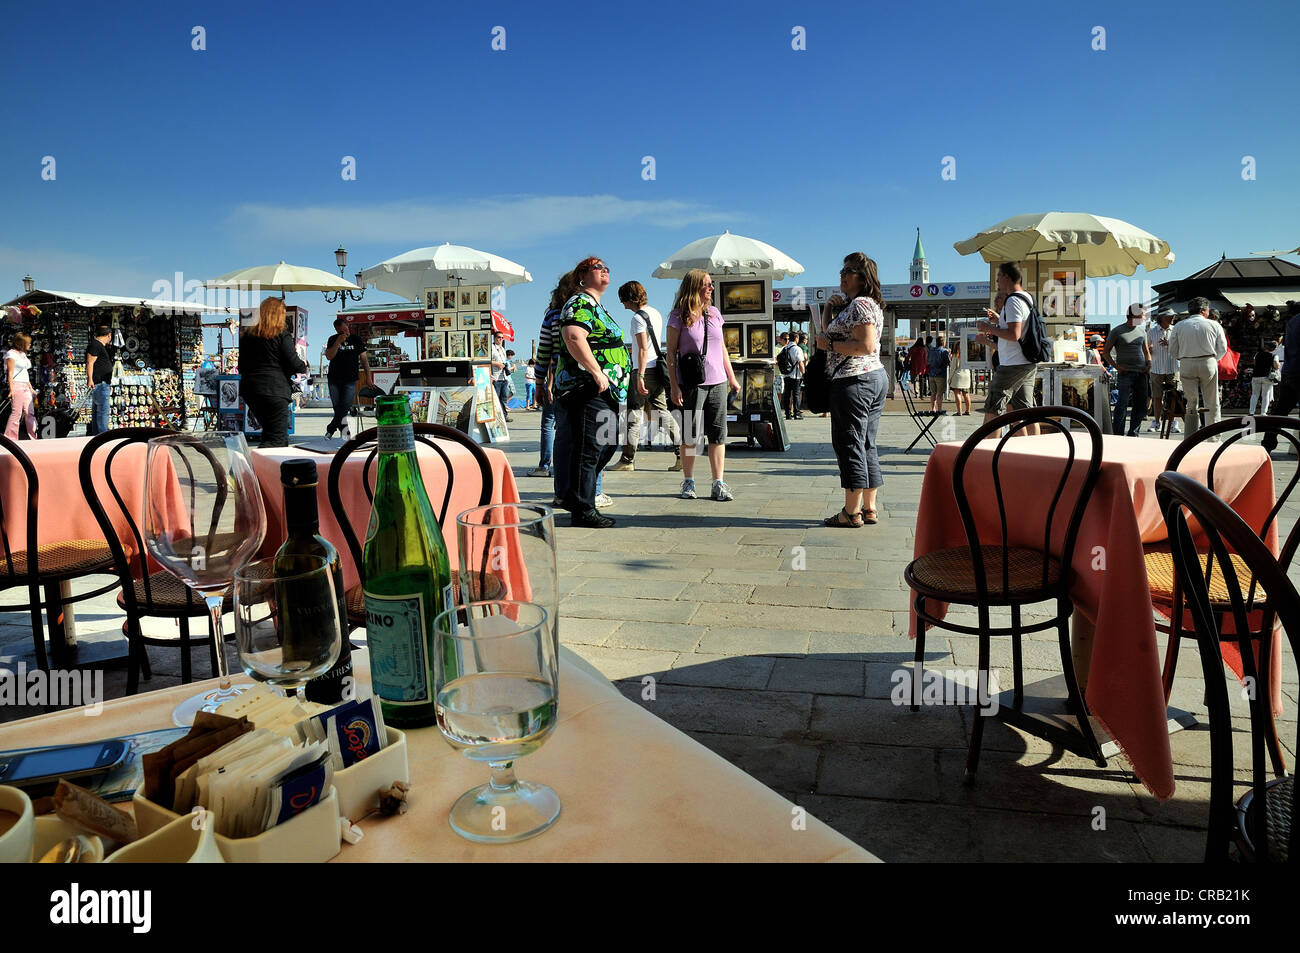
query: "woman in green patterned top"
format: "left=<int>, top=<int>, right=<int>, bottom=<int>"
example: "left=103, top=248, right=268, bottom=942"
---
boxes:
left=556, top=255, right=630, bottom=528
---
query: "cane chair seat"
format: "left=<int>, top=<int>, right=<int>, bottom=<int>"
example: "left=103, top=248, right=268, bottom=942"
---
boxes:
left=116, top=571, right=231, bottom=615
left=1238, top=776, right=1293, bottom=863
left=1144, top=545, right=1262, bottom=608
left=906, top=545, right=1062, bottom=604
left=1, top=538, right=113, bottom=578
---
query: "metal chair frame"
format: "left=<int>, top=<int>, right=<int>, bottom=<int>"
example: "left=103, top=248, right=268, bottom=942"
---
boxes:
left=900, top=382, right=945, bottom=454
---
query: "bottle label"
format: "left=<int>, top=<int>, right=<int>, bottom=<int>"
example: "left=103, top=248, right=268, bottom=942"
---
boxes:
left=377, top=422, right=415, bottom=453
left=364, top=591, right=430, bottom=705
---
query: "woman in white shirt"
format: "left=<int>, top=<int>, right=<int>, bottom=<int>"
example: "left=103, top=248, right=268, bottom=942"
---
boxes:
left=4, top=331, right=39, bottom=441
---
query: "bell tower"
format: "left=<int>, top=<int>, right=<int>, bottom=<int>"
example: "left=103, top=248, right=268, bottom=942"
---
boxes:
left=910, top=227, right=929, bottom=284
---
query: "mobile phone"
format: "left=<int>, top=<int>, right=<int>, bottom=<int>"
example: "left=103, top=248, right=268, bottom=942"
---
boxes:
left=0, top=739, right=130, bottom=789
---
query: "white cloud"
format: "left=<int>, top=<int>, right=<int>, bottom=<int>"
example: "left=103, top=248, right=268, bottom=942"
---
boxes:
left=228, top=194, right=739, bottom=247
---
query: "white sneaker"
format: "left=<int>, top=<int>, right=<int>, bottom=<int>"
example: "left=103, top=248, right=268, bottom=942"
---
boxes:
left=711, top=479, right=734, bottom=502
left=680, top=478, right=696, bottom=499
left=1147, top=421, right=1159, bottom=432
left=595, top=493, right=614, bottom=509
left=340, top=423, right=353, bottom=440
left=1172, top=421, right=1182, bottom=434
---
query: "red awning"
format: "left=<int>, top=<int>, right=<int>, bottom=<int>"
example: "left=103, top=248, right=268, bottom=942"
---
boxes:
left=339, top=304, right=425, bottom=324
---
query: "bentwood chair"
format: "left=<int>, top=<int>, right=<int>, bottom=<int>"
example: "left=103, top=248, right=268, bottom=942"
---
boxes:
left=905, top=406, right=1105, bottom=784
left=1156, top=471, right=1298, bottom=863
left=78, top=428, right=231, bottom=694
left=900, top=382, right=945, bottom=454
left=0, top=433, right=117, bottom=673
left=327, top=422, right=496, bottom=631
left=1144, top=415, right=1299, bottom=776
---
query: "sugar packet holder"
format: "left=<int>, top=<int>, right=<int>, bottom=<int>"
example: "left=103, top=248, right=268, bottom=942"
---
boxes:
left=302, top=697, right=388, bottom=771
left=333, top=727, right=408, bottom=824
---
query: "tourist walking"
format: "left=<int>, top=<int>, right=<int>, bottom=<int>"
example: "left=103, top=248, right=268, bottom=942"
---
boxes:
left=777, top=331, right=805, bottom=419
left=977, top=263, right=1039, bottom=435
left=524, top=359, right=537, bottom=409
left=1262, top=301, right=1300, bottom=454
left=491, top=331, right=514, bottom=422
left=818, top=252, right=888, bottom=527
left=4, top=331, right=38, bottom=440
left=85, top=324, right=113, bottom=435
left=1248, top=337, right=1279, bottom=415
left=324, top=317, right=369, bottom=439
left=1145, top=307, right=1179, bottom=433
left=239, top=298, right=308, bottom=448
left=908, top=337, right=929, bottom=397
left=1102, top=304, right=1153, bottom=436
left=666, top=269, right=741, bottom=502
left=554, top=256, right=630, bottom=528
left=927, top=335, right=950, bottom=413
left=1168, top=296, right=1228, bottom=439
left=611, top=280, right=682, bottom=472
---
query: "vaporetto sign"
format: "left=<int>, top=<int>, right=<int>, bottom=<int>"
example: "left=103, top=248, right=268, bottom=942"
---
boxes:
left=774, top=282, right=991, bottom=305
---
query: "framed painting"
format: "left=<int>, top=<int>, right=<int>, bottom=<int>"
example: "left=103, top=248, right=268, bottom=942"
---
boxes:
left=473, top=364, right=497, bottom=423
left=963, top=331, right=990, bottom=370
left=424, top=288, right=439, bottom=311
left=435, top=312, right=455, bottom=329
left=459, top=287, right=474, bottom=310
left=424, top=331, right=445, bottom=359
left=744, top=367, right=773, bottom=410
left=476, top=286, right=491, bottom=308
left=446, top=330, right=468, bottom=358
left=470, top=330, right=491, bottom=360
left=746, top=323, right=773, bottom=359
left=458, top=312, right=479, bottom=330
left=440, top=288, right=458, bottom=311
left=722, top=322, right=743, bottom=358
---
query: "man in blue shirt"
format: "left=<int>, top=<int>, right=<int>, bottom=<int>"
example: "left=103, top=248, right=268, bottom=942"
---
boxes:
left=1262, top=301, right=1300, bottom=454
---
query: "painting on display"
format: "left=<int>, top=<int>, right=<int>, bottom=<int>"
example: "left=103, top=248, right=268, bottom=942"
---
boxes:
left=721, top=322, right=743, bottom=358
left=1057, top=372, right=1096, bottom=415
left=446, top=330, right=468, bottom=358
left=744, top=367, right=773, bottom=410
left=431, top=385, right=476, bottom=430
left=424, top=289, right=439, bottom=311
left=472, top=364, right=497, bottom=423
left=746, top=324, right=773, bottom=359
left=727, top=370, right=744, bottom=414
left=459, top=288, right=474, bottom=310
left=440, top=288, right=458, bottom=311
left=458, top=312, right=479, bottom=330
left=963, top=331, right=990, bottom=370
left=396, top=386, right=434, bottom=424
left=435, top=312, right=454, bottom=329
left=717, top=279, right=767, bottom=317
left=470, top=330, right=491, bottom=359
left=217, top=379, right=240, bottom=411
left=476, top=287, right=491, bottom=308
left=424, top=331, right=445, bottom=359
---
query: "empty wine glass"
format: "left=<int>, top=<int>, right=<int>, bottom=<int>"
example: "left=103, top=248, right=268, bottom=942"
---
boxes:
left=144, top=432, right=267, bottom=726
left=434, top=600, right=560, bottom=843
left=457, top=503, right=558, bottom=651
left=233, top=557, right=342, bottom=699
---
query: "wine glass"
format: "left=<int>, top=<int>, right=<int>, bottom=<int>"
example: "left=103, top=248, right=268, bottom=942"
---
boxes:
left=434, top=600, right=560, bottom=843
left=457, top=504, right=558, bottom=652
left=143, top=432, right=267, bottom=726
left=233, top=556, right=342, bottom=699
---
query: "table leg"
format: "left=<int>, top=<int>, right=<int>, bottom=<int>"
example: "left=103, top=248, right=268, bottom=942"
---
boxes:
left=1070, top=609, right=1095, bottom=695
left=60, top=581, right=77, bottom=648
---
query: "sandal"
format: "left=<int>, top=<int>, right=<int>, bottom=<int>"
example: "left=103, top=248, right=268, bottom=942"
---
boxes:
left=862, top=508, right=878, bottom=524
left=823, top=507, right=864, bottom=528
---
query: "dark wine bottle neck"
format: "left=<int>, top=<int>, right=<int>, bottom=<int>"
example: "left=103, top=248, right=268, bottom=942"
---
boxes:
left=284, top=483, right=320, bottom=536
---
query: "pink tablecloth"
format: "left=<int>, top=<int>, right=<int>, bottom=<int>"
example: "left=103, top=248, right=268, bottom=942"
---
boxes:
left=251, top=441, right=522, bottom=590
left=910, top=433, right=1277, bottom=801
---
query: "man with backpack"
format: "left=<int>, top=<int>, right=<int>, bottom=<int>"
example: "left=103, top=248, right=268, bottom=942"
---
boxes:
left=927, top=334, right=950, bottom=413
left=977, top=262, right=1042, bottom=435
left=777, top=331, right=806, bottom=419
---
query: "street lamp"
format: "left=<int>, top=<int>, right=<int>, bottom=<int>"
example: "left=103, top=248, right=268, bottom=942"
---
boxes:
left=22, top=275, right=34, bottom=293
left=323, top=246, right=365, bottom=305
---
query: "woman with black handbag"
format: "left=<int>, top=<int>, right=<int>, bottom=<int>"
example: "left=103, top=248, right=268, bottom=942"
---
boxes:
left=816, top=252, right=888, bottom=527
left=666, top=269, right=741, bottom=501
left=239, top=297, right=308, bottom=447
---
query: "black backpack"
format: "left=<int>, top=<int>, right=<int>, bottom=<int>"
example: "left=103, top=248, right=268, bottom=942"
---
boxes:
left=1007, top=291, right=1052, bottom=364
left=776, top=343, right=797, bottom=375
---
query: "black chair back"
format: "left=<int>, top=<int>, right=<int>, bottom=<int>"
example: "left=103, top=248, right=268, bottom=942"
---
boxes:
left=327, top=423, right=495, bottom=583
left=951, top=406, right=1103, bottom=600
left=1165, top=415, right=1300, bottom=616
left=77, top=428, right=202, bottom=618
left=0, top=433, right=39, bottom=587
left=1155, top=470, right=1299, bottom=863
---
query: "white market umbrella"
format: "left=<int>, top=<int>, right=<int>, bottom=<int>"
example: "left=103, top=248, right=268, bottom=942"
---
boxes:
left=206, top=261, right=360, bottom=297
left=359, top=243, right=533, bottom=301
left=652, top=230, right=804, bottom=279
left=953, top=212, right=1174, bottom=278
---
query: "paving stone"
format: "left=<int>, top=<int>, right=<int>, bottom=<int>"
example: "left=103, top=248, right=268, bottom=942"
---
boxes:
left=806, top=630, right=919, bottom=659
left=617, top=683, right=812, bottom=738
left=560, top=594, right=699, bottom=623
left=692, top=601, right=889, bottom=634
left=557, top=617, right=622, bottom=647
left=786, top=571, right=872, bottom=589
left=816, top=744, right=940, bottom=802
left=810, top=695, right=968, bottom=748
left=796, top=795, right=982, bottom=862
left=827, top=588, right=913, bottom=611
left=970, top=809, right=1151, bottom=862
left=768, top=657, right=864, bottom=695
left=606, top=621, right=706, bottom=653
left=686, top=732, right=821, bottom=796
left=554, top=644, right=678, bottom=683
left=705, top=568, right=791, bottom=586
left=695, top=627, right=810, bottom=657
left=662, top=654, right=776, bottom=690
left=562, top=561, right=702, bottom=582
left=676, top=582, right=755, bottom=603
left=749, top=586, right=831, bottom=608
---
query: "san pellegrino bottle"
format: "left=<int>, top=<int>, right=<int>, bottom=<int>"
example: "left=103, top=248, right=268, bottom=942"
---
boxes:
left=274, top=459, right=354, bottom=705
left=363, top=394, right=454, bottom=727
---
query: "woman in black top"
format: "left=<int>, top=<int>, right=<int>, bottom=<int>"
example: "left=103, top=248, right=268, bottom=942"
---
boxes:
left=239, top=298, right=307, bottom=447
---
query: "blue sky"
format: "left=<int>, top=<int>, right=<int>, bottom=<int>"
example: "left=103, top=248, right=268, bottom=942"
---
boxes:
left=2, top=0, right=1297, bottom=359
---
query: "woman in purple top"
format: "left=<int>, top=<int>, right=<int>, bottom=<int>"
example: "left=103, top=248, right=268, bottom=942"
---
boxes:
left=666, top=269, right=741, bottom=501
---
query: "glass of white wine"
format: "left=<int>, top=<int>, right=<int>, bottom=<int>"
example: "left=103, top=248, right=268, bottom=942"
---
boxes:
left=433, top=600, right=559, bottom=844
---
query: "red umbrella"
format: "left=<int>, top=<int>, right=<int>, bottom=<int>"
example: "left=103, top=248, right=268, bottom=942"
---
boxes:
left=491, top=310, right=514, bottom=342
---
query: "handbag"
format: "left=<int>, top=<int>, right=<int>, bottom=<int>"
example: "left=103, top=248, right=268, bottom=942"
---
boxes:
left=678, top=312, right=709, bottom=390
left=1217, top=347, right=1240, bottom=381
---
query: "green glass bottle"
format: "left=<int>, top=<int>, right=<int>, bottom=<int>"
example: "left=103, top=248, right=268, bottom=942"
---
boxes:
left=362, top=394, right=454, bottom=727
left=274, top=459, right=354, bottom=706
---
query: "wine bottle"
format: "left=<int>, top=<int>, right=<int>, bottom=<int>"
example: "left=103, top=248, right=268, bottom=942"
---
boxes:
left=274, top=459, right=354, bottom=705
left=362, top=394, right=454, bottom=727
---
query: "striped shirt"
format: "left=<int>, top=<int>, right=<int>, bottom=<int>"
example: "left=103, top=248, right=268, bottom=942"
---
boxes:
left=1146, top=322, right=1178, bottom=375
left=535, top=307, right=561, bottom=374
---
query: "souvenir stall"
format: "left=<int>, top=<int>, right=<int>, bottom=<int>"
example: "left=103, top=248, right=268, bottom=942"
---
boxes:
left=653, top=232, right=803, bottom=452
left=1, top=289, right=224, bottom=436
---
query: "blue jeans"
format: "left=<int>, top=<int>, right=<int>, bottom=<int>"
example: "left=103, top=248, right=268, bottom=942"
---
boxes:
left=539, top=399, right=556, bottom=469
left=1113, top=369, right=1149, bottom=436
left=526, top=382, right=536, bottom=406
left=89, top=381, right=110, bottom=435
left=494, top=378, right=510, bottom=416
left=552, top=400, right=601, bottom=500
left=328, top=379, right=357, bottom=434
